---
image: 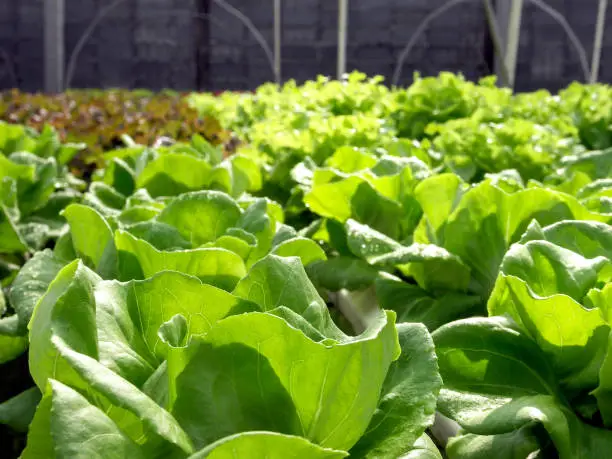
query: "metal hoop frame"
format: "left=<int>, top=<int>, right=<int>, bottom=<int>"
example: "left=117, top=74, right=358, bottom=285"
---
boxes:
left=64, top=0, right=279, bottom=90
left=36, top=0, right=612, bottom=92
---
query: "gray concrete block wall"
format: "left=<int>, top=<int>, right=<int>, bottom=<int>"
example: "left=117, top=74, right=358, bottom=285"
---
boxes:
left=346, top=0, right=490, bottom=86
left=0, top=0, right=44, bottom=91
left=280, top=0, right=336, bottom=84
left=0, top=0, right=609, bottom=92
left=63, top=0, right=199, bottom=90
left=208, top=0, right=274, bottom=90
left=515, top=0, right=612, bottom=92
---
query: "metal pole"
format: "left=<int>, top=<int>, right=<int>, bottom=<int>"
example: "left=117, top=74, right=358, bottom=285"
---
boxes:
left=274, top=0, right=282, bottom=84
left=44, top=0, right=65, bottom=92
left=591, top=0, right=608, bottom=83
left=337, top=0, right=348, bottom=79
left=483, top=0, right=510, bottom=87
left=504, top=0, right=524, bottom=88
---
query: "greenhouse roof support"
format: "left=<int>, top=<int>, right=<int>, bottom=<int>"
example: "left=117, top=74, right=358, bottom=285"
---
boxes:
left=44, top=0, right=65, bottom=93
left=591, top=0, right=608, bottom=83
left=337, top=0, right=349, bottom=79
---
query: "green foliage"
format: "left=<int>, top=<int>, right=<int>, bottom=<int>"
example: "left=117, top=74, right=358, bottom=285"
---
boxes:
left=5, top=72, right=612, bottom=458
left=434, top=220, right=612, bottom=458
left=17, top=254, right=441, bottom=458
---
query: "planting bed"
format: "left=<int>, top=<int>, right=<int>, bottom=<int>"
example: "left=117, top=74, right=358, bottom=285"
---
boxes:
left=1, top=72, right=612, bottom=458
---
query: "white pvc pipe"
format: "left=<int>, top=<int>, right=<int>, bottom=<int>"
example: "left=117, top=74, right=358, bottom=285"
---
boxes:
left=274, top=0, right=282, bottom=84
left=337, top=0, right=349, bottom=79
left=505, top=0, right=524, bottom=89
left=591, top=0, right=608, bottom=83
